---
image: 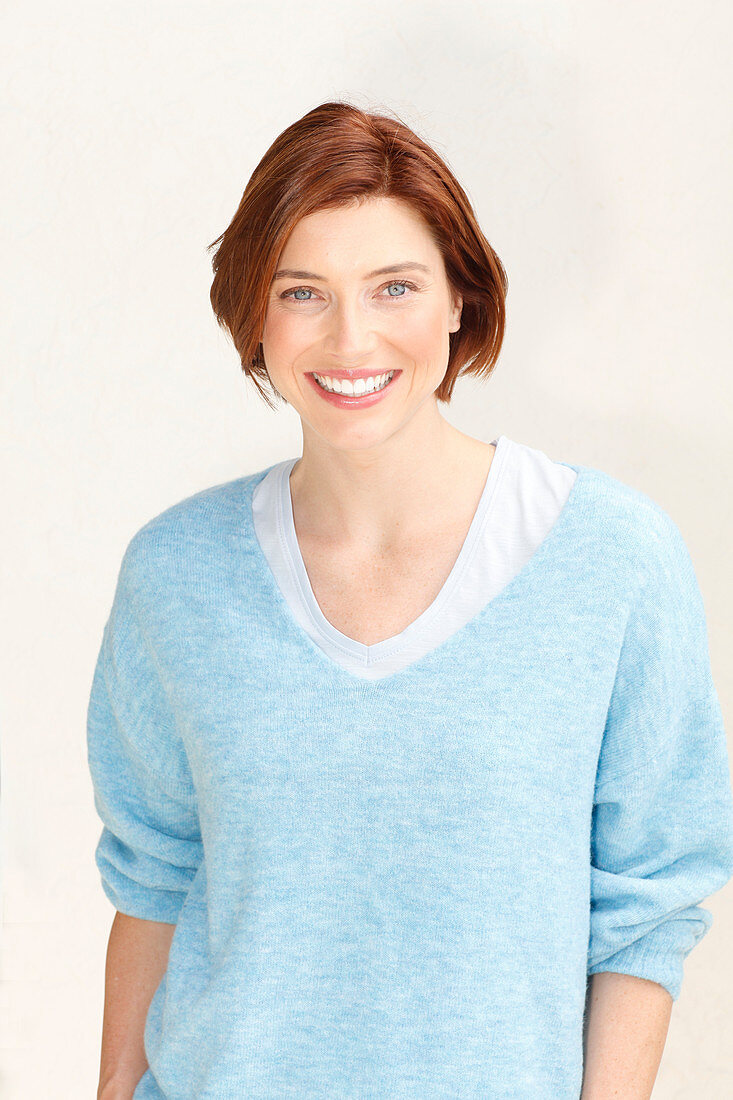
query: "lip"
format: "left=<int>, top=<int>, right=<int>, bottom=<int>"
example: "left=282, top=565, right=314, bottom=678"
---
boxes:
left=307, top=369, right=400, bottom=409
left=310, top=367, right=393, bottom=380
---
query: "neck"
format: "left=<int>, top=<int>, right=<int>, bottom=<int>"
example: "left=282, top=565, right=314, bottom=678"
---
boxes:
left=288, top=401, right=495, bottom=550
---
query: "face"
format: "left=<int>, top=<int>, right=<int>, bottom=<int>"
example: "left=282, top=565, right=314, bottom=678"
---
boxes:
left=261, top=196, right=462, bottom=452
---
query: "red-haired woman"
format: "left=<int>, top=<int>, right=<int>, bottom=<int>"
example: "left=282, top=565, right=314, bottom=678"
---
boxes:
left=88, top=101, right=733, bottom=1100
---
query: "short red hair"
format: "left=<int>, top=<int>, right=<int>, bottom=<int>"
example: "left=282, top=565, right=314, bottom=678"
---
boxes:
left=207, top=100, right=508, bottom=410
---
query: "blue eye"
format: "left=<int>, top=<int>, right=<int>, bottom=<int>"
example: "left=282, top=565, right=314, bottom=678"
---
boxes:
left=381, top=280, right=419, bottom=298
left=280, top=279, right=417, bottom=302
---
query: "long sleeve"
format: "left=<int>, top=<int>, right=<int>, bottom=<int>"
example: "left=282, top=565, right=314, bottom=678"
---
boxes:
left=86, top=538, right=203, bottom=923
left=587, top=509, right=733, bottom=1001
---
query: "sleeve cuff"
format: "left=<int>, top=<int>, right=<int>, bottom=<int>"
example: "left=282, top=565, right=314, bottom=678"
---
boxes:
left=99, top=869, right=188, bottom=923
left=587, top=912, right=712, bottom=1001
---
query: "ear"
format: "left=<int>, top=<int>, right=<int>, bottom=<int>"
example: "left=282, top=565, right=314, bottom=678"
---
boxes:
left=449, top=292, right=463, bottom=334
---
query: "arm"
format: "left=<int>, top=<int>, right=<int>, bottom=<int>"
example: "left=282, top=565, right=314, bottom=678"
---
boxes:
left=580, top=972, right=672, bottom=1100
left=584, top=508, right=733, bottom=1090
left=87, top=541, right=204, bottom=1096
left=97, top=913, right=176, bottom=1100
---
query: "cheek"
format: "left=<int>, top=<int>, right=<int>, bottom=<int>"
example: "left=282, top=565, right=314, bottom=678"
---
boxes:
left=261, top=329, right=307, bottom=383
left=262, top=310, right=285, bottom=352
left=391, top=308, right=448, bottom=367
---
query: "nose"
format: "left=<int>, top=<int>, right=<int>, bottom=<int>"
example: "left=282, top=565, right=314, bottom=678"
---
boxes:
left=323, top=296, right=375, bottom=363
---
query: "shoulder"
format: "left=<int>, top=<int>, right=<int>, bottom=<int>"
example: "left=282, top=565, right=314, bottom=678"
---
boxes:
left=565, top=461, right=707, bottom=653
left=512, top=435, right=692, bottom=578
left=115, top=465, right=273, bottom=599
left=571, top=461, right=696, bottom=582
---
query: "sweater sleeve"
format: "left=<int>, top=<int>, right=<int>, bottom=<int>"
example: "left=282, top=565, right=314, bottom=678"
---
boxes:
left=86, top=539, right=203, bottom=923
left=587, top=509, right=733, bottom=1001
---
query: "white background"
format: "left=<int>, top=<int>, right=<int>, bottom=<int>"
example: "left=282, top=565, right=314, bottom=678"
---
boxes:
left=2, top=1, right=732, bottom=1095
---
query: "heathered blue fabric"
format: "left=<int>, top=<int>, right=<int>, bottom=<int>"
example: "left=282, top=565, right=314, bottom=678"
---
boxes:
left=86, top=459, right=733, bottom=1100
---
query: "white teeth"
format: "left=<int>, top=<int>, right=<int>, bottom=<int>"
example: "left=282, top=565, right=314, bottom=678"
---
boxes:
left=313, top=371, right=395, bottom=395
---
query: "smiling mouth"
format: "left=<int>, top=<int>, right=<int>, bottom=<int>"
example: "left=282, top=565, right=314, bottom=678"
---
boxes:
left=312, top=370, right=396, bottom=396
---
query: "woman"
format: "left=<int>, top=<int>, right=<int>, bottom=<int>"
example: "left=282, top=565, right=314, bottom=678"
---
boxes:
left=88, top=101, right=733, bottom=1099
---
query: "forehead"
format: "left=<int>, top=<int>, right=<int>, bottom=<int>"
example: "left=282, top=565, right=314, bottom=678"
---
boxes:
left=278, top=196, right=438, bottom=267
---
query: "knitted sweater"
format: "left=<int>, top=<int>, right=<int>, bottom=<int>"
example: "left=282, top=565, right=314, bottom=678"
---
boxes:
left=86, top=457, right=733, bottom=1099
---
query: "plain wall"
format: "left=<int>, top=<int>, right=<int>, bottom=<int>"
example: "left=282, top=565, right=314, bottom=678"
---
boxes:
left=2, top=1, right=732, bottom=1095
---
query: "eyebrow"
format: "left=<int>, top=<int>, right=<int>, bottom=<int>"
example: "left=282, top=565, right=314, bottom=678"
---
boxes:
left=271, top=261, right=431, bottom=282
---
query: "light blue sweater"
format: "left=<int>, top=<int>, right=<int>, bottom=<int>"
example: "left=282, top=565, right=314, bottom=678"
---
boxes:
left=86, top=458, right=733, bottom=1099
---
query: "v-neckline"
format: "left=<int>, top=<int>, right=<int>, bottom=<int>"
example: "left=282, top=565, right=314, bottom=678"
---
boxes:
left=278, top=435, right=510, bottom=664
left=244, top=448, right=590, bottom=689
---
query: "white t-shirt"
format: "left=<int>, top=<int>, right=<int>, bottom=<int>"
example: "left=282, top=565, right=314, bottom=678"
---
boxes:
left=252, top=434, right=577, bottom=680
